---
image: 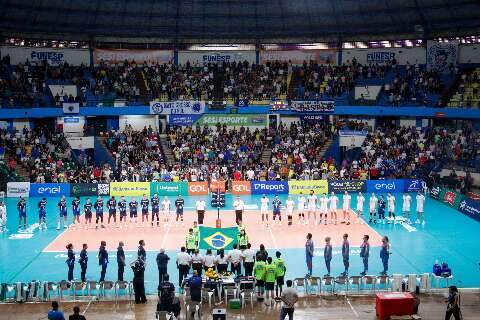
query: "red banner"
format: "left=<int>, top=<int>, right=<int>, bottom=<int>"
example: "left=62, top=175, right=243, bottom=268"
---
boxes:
left=188, top=181, right=209, bottom=195
left=231, top=181, right=251, bottom=195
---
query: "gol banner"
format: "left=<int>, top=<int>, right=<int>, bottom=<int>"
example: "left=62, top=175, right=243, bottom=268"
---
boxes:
left=232, top=181, right=251, bottom=195
left=188, top=181, right=209, bottom=195
left=110, top=182, right=150, bottom=197
left=288, top=180, right=328, bottom=195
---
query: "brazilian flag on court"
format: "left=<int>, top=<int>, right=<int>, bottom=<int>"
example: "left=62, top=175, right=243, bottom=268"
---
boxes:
left=199, top=226, right=239, bottom=250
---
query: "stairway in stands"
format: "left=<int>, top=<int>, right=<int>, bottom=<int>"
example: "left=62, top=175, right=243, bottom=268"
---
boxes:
left=136, top=69, right=151, bottom=103
left=260, top=147, right=272, bottom=166
left=287, top=68, right=302, bottom=100
left=159, top=135, right=175, bottom=166
left=213, top=66, right=225, bottom=101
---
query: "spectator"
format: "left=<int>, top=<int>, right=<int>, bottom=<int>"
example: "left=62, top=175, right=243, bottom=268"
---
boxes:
left=279, top=280, right=298, bottom=320
left=48, top=301, right=65, bottom=320
left=68, top=306, right=86, bottom=320
left=156, top=248, right=170, bottom=284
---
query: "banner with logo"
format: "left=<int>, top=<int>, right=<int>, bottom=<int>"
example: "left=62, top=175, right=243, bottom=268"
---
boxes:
left=339, top=130, right=368, bottom=149
left=342, top=47, right=426, bottom=65
left=150, top=101, right=205, bottom=115
left=288, top=180, right=328, bottom=195
left=404, top=179, right=425, bottom=192
left=168, top=114, right=203, bottom=126
left=291, top=101, right=334, bottom=113
left=210, top=180, right=226, bottom=192
left=197, top=114, right=267, bottom=127
left=429, top=185, right=444, bottom=200
left=232, top=181, right=251, bottom=195
left=0, top=46, right=89, bottom=66
left=93, top=49, right=173, bottom=65
left=458, top=198, right=480, bottom=222
left=250, top=181, right=289, bottom=195
left=178, top=51, right=256, bottom=65
left=109, top=182, right=150, bottom=197
left=70, top=184, right=99, bottom=197
left=328, top=180, right=366, bottom=193
left=29, top=183, right=71, bottom=197
left=427, top=41, right=459, bottom=72
left=150, top=182, right=188, bottom=196
left=97, top=183, right=110, bottom=196
left=260, top=50, right=336, bottom=65
left=7, top=182, right=30, bottom=197
left=188, top=182, right=209, bottom=196
left=199, top=226, right=239, bottom=250
left=299, top=115, right=324, bottom=123
left=366, top=179, right=405, bottom=193
left=442, top=189, right=465, bottom=209
left=66, top=136, right=94, bottom=150
left=354, top=86, right=382, bottom=101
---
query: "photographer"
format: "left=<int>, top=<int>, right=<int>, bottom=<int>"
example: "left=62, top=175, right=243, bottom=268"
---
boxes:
left=131, top=258, right=147, bottom=304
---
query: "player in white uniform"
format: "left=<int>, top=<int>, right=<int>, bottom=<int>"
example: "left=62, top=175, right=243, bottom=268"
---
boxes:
left=286, top=196, right=295, bottom=226
left=402, top=193, right=412, bottom=223
left=387, top=193, right=396, bottom=224
left=329, top=192, right=339, bottom=225
left=319, top=194, right=329, bottom=225
left=297, top=193, right=306, bottom=224
left=0, top=201, right=6, bottom=233
left=260, top=194, right=269, bottom=224
left=161, top=196, right=171, bottom=222
left=307, top=190, right=317, bottom=224
left=342, top=191, right=351, bottom=225
left=415, top=191, right=426, bottom=225
left=356, top=192, right=365, bottom=217
left=369, top=193, right=378, bottom=224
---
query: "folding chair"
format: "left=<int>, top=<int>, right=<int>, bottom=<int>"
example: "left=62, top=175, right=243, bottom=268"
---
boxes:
left=334, top=276, right=349, bottom=295
left=223, top=284, right=237, bottom=305
left=307, top=277, right=321, bottom=295
left=293, top=278, right=307, bottom=294
left=72, top=281, right=87, bottom=300
left=376, top=276, right=390, bottom=292
left=419, top=273, right=431, bottom=293
left=186, top=301, right=202, bottom=320
left=349, top=276, right=363, bottom=293
left=101, top=281, right=115, bottom=299
left=201, top=287, right=215, bottom=307
left=240, top=288, right=255, bottom=308
left=87, top=281, right=100, bottom=297
left=155, top=311, right=169, bottom=319
left=115, top=281, right=132, bottom=302
left=363, top=276, right=376, bottom=293
left=321, top=276, right=334, bottom=295
left=58, top=280, right=71, bottom=299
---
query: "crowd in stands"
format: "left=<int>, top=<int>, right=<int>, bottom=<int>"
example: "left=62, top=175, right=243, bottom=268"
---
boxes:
left=448, top=68, right=480, bottom=108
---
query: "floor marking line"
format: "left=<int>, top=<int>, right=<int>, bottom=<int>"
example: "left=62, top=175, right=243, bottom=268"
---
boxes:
left=82, top=296, right=96, bottom=316
left=160, top=219, right=173, bottom=249
left=267, top=224, right=278, bottom=249
left=400, top=222, right=417, bottom=232
left=352, top=209, right=384, bottom=239
left=41, top=222, right=73, bottom=253
left=346, top=297, right=360, bottom=318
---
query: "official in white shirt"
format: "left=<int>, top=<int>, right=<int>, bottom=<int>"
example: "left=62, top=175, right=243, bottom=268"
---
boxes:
left=191, top=249, right=204, bottom=276
left=242, top=243, right=256, bottom=277
left=176, top=246, right=191, bottom=287
left=228, top=244, right=243, bottom=276
left=195, top=200, right=206, bottom=225
left=342, top=191, right=351, bottom=225
left=233, top=196, right=245, bottom=225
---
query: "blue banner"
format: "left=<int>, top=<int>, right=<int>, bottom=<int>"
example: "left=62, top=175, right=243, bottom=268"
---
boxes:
left=458, top=198, right=480, bottom=222
left=250, top=181, right=289, bottom=194
left=168, top=114, right=202, bottom=126
left=235, top=98, right=249, bottom=107
left=404, top=179, right=425, bottom=192
left=30, top=183, right=71, bottom=197
left=149, top=101, right=205, bottom=115
left=366, top=179, right=405, bottom=193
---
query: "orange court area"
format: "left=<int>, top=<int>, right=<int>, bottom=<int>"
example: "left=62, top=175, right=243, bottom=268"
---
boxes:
left=43, top=209, right=382, bottom=252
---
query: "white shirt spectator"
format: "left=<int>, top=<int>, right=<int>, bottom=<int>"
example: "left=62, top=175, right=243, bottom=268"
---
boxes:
left=204, top=254, right=216, bottom=268
left=233, top=199, right=245, bottom=211
left=242, top=248, right=256, bottom=263
left=176, top=251, right=191, bottom=266
left=228, top=249, right=242, bottom=264
left=196, top=200, right=206, bottom=211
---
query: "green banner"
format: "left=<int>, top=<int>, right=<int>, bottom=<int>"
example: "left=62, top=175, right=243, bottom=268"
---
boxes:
left=442, top=189, right=465, bottom=209
left=197, top=114, right=267, bottom=127
left=199, top=226, right=239, bottom=250
left=150, top=182, right=188, bottom=196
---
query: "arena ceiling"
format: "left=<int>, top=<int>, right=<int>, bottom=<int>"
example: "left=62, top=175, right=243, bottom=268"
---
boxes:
left=0, top=0, right=479, bottom=44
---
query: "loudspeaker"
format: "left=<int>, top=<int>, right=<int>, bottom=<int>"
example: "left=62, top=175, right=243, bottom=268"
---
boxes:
left=212, top=308, right=226, bottom=320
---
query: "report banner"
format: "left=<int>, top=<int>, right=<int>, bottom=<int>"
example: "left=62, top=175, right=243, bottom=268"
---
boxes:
left=109, top=182, right=150, bottom=197
left=288, top=180, right=328, bottom=195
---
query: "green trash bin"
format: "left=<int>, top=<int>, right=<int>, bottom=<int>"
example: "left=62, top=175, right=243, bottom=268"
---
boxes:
left=228, top=298, right=241, bottom=309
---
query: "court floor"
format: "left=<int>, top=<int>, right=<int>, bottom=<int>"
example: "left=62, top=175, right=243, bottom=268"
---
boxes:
left=0, top=193, right=479, bottom=294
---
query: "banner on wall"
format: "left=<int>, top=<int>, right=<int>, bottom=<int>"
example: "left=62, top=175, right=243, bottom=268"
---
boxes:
left=188, top=182, right=209, bottom=195
left=342, top=48, right=426, bottom=65
left=30, top=183, right=71, bottom=197
left=150, top=182, right=188, bottom=196
left=299, top=115, right=324, bottom=123
left=110, top=182, right=150, bottom=197
left=0, top=46, right=89, bottom=66
left=178, top=51, right=256, bottom=65
left=150, top=101, right=205, bottom=115
left=288, top=180, right=328, bottom=195
left=260, top=50, right=336, bottom=65
left=7, top=182, right=30, bottom=197
left=366, top=179, right=405, bottom=193
left=430, top=185, right=443, bottom=200
left=93, top=49, right=173, bottom=65
left=231, top=181, right=251, bottom=195
left=66, top=137, right=94, bottom=150
left=210, top=180, right=226, bottom=192
left=328, top=180, right=366, bottom=193
left=168, top=114, right=203, bottom=126
left=427, top=41, right=459, bottom=72
left=251, top=181, right=288, bottom=195
left=339, top=130, right=368, bottom=149
left=197, top=114, right=267, bottom=127
left=354, top=86, right=382, bottom=101
left=458, top=198, right=480, bottom=222
left=70, top=184, right=99, bottom=197
left=442, top=189, right=465, bottom=209
left=291, top=101, right=334, bottom=113
left=404, top=179, right=425, bottom=192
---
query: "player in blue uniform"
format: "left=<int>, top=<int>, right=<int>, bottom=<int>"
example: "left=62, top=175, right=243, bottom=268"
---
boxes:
left=94, top=196, right=105, bottom=228
left=151, top=193, right=160, bottom=227
left=175, top=195, right=185, bottom=222
left=17, top=197, right=27, bottom=231
left=57, top=195, right=68, bottom=230
left=72, top=197, right=81, bottom=225
left=140, top=195, right=149, bottom=225
left=38, top=198, right=47, bottom=230
left=66, top=243, right=75, bottom=281
left=118, top=196, right=127, bottom=226
left=84, top=198, right=93, bottom=227
left=272, top=195, right=282, bottom=224
left=129, top=198, right=138, bottom=224
left=79, top=243, right=88, bottom=282
left=107, top=196, right=117, bottom=225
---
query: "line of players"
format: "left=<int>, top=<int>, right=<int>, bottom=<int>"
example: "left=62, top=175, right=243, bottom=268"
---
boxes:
left=258, top=190, right=426, bottom=226
left=16, top=193, right=188, bottom=231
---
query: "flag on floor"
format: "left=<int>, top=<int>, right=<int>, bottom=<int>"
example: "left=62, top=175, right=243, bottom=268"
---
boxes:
left=199, top=226, right=239, bottom=250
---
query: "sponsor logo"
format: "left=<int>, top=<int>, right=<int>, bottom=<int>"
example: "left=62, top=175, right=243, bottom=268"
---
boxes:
left=430, top=186, right=441, bottom=198
left=374, top=183, right=395, bottom=190
left=203, top=54, right=231, bottom=63
left=203, top=232, right=234, bottom=250
left=30, top=183, right=70, bottom=197
left=232, top=181, right=251, bottom=195
left=188, top=182, right=209, bottom=195
left=254, top=184, right=285, bottom=191
left=328, top=180, right=365, bottom=192
left=366, top=52, right=395, bottom=63
left=251, top=181, right=289, bottom=194
left=210, top=181, right=226, bottom=192
left=458, top=198, right=480, bottom=222
left=366, top=180, right=404, bottom=193
left=444, top=191, right=457, bottom=206
left=31, top=51, right=64, bottom=63
left=97, top=184, right=110, bottom=195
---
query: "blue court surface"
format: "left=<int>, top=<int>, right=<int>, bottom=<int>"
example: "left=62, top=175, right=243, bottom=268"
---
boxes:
left=0, top=193, right=479, bottom=294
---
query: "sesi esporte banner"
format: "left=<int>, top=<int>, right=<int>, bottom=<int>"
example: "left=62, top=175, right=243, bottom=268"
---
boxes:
left=7, top=182, right=31, bottom=197
left=288, top=180, right=328, bottom=195
left=251, top=181, right=288, bottom=195
left=29, top=183, right=71, bottom=197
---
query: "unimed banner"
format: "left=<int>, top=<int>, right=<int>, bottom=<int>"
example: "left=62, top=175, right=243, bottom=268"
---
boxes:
left=110, top=182, right=150, bottom=197
left=7, top=182, right=30, bottom=197
left=93, top=49, right=173, bottom=65
left=188, top=182, right=209, bottom=196
left=288, top=180, right=328, bottom=195
left=231, top=181, right=251, bottom=195
left=328, top=180, right=366, bottom=193
left=150, top=182, right=188, bottom=196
